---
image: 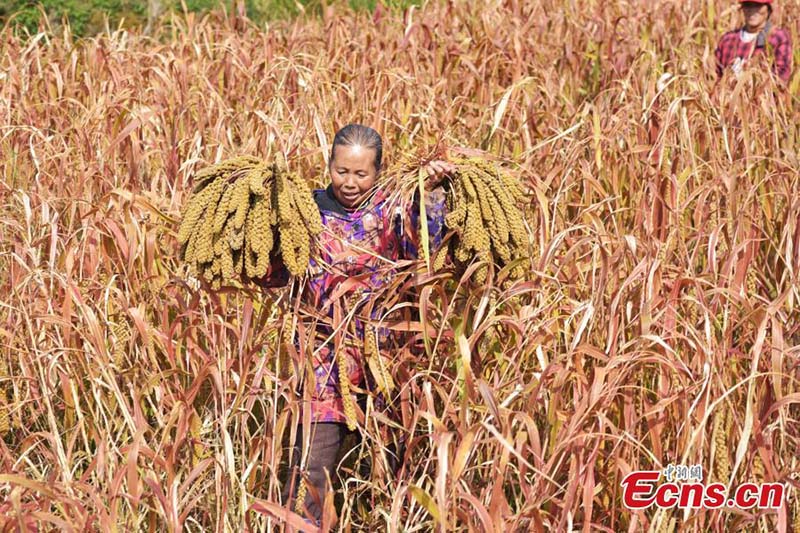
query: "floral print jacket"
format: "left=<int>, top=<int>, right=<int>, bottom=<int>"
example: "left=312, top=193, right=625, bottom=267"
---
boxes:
left=263, top=184, right=447, bottom=423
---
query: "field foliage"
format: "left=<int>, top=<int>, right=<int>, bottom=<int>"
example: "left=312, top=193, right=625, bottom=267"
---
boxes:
left=0, top=0, right=799, bottom=531
left=0, top=0, right=422, bottom=37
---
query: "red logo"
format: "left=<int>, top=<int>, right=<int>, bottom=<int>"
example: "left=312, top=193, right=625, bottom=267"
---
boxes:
left=621, top=467, right=785, bottom=510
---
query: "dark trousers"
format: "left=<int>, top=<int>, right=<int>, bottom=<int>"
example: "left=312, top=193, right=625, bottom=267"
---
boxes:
left=282, top=422, right=344, bottom=522
left=282, top=422, right=405, bottom=523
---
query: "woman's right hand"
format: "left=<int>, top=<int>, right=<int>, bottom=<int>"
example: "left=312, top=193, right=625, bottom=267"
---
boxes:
left=423, top=160, right=456, bottom=190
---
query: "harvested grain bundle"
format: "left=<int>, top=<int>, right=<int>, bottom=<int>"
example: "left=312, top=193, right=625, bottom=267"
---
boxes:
left=178, top=156, right=322, bottom=288
left=441, top=157, right=528, bottom=282
left=386, top=155, right=528, bottom=283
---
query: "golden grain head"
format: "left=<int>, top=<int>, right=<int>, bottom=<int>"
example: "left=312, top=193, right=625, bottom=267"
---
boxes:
left=792, top=494, right=800, bottom=533
left=338, top=346, right=358, bottom=432
left=712, top=407, right=731, bottom=483
left=232, top=176, right=251, bottom=231
left=0, top=389, right=9, bottom=435
left=294, top=476, right=308, bottom=514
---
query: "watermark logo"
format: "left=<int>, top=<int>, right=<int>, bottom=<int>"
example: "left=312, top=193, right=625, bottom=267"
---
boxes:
left=621, top=464, right=785, bottom=510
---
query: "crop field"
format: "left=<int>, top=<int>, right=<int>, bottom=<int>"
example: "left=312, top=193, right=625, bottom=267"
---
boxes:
left=0, top=0, right=799, bottom=531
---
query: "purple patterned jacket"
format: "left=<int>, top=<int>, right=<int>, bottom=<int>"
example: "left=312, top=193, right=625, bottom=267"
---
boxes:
left=263, top=185, right=447, bottom=423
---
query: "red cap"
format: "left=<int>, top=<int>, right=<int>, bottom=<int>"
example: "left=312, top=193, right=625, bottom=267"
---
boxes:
left=739, top=0, right=773, bottom=4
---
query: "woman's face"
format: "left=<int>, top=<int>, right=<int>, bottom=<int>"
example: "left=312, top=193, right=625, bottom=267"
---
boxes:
left=741, top=2, right=770, bottom=30
left=329, top=144, right=379, bottom=208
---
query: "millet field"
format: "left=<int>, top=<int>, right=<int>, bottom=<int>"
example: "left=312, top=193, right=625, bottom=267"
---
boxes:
left=0, top=0, right=799, bottom=531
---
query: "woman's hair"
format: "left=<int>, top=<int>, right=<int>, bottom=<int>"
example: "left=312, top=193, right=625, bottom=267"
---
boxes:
left=330, top=124, right=383, bottom=171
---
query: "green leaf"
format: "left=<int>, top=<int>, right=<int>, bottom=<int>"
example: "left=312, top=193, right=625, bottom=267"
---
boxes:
left=408, top=484, right=442, bottom=525
left=417, top=167, right=430, bottom=271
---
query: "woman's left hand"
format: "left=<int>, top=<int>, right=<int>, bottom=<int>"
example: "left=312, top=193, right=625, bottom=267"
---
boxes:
left=424, top=160, right=456, bottom=190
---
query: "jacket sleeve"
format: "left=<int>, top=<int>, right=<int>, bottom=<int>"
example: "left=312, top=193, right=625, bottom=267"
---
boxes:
left=395, top=187, right=447, bottom=261
left=714, top=40, right=724, bottom=78
left=771, top=29, right=792, bottom=83
left=714, top=32, right=736, bottom=79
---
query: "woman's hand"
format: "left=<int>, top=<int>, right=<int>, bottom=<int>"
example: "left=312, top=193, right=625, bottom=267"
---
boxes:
left=423, top=160, right=456, bottom=190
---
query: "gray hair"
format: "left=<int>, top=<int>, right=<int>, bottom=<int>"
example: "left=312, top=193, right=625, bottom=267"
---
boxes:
left=331, top=124, right=383, bottom=171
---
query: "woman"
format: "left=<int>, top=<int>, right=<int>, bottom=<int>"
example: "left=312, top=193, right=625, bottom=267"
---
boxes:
left=259, top=124, right=453, bottom=522
left=714, top=0, right=792, bottom=83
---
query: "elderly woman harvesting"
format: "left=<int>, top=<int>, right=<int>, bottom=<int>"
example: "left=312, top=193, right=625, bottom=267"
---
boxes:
left=256, top=124, right=453, bottom=522
left=178, top=122, right=529, bottom=524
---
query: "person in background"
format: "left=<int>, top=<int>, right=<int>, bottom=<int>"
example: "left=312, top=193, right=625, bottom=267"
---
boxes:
left=714, top=0, right=792, bottom=83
